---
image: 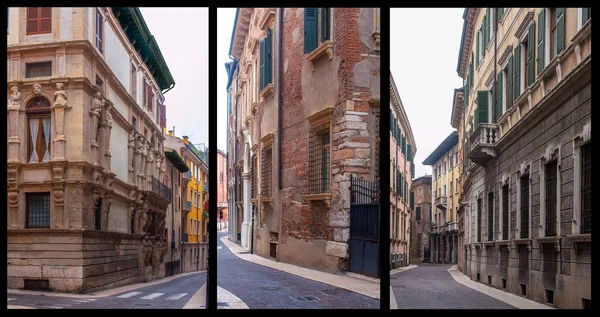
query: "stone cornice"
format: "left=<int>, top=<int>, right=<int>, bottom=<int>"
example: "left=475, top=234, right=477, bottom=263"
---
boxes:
left=390, top=72, right=416, bottom=155
left=513, top=11, right=534, bottom=40
left=458, top=8, right=479, bottom=78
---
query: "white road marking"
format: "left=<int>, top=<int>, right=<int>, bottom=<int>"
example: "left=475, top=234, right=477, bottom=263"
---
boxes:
left=85, top=298, right=96, bottom=301
left=217, top=246, right=222, bottom=249
left=72, top=299, right=94, bottom=303
left=44, top=306, right=63, bottom=309
left=7, top=298, right=16, bottom=301
left=141, top=293, right=165, bottom=300
left=165, top=293, right=188, bottom=300
left=117, top=291, right=143, bottom=299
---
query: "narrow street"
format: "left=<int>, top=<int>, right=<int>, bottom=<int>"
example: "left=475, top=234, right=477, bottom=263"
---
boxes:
left=7, top=272, right=206, bottom=309
left=391, top=264, right=515, bottom=309
left=217, top=231, right=379, bottom=309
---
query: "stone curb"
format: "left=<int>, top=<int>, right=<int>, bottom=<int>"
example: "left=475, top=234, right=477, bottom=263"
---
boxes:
left=7, top=271, right=206, bottom=299
left=220, top=236, right=380, bottom=300
left=7, top=305, right=37, bottom=309
left=390, top=264, right=418, bottom=276
left=182, top=282, right=206, bottom=309
left=217, top=286, right=249, bottom=309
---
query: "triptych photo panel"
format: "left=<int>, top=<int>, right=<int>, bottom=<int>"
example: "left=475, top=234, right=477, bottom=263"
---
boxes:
left=5, top=7, right=591, bottom=311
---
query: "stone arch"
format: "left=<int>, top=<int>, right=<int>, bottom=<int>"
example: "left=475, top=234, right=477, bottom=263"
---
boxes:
left=23, top=91, right=53, bottom=110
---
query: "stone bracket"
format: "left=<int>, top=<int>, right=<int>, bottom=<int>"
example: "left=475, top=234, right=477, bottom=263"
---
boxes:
left=306, top=41, right=334, bottom=72
left=305, top=193, right=332, bottom=208
left=260, top=197, right=273, bottom=209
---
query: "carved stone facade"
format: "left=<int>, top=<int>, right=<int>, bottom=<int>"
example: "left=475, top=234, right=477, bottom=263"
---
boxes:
left=7, top=7, right=174, bottom=292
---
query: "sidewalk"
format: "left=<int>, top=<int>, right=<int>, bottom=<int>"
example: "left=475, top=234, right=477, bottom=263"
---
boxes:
left=182, top=282, right=206, bottom=309
left=220, top=236, right=380, bottom=300
left=217, top=286, right=249, bottom=309
left=448, top=267, right=555, bottom=309
left=390, top=264, right=417, bottom=276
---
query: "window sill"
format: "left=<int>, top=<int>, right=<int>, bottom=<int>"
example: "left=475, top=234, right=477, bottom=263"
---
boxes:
left=536, top=236, right=561, bottom=252
left=495, top=239, right=510, bottom=246
left=538, top=55, right=560, bottom=82
left=571, top=18, right=592, bottom=47
left=260, top=83, right=274, bottom=100
left=483, top=241, right=495, bottom=247
left=260, top=197, right=273, bottom=208
left=305, top=193, right=332, bottom=208
left=306, top=40, right=334, bottom=72
left=565, top=233, right=591, bottom=251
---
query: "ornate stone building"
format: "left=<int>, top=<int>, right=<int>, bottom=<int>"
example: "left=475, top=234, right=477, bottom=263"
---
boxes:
left=227, top=8, right=381, bottom=275
left=410, top=175, right=432, bottom=264
left=423, top=131, right=460, bottom=264
left=389, top=72, right=416, bottom=269
left=458, top=8, right=591, bottom=308
left=7, top=7, right=175, bottom=292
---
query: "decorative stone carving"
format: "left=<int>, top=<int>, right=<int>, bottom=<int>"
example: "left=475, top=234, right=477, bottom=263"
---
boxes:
left=33, top=84, right=42, bottom=95
left=8, top=85, right=21, bottom=109
left=53, top=83, right=68, bottom=108
left=135, top=134, right=144, bottom=188
left=92, top=191, right=100, bottom=208
left=90, top=92, right=103, bottom=139
left=104, top=104, right=113, bottom=127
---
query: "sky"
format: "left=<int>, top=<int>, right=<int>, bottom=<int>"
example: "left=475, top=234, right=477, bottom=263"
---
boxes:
left=140, top=7, right=209, bottom=151
left=217, top=8, right=237, bottom=152
left=390, top=8, right=465, bottom=179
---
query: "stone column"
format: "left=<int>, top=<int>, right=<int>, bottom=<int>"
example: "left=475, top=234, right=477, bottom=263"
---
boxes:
left=128, top=130, right=136, bottom=185
left=7, top=166, right=20, bottom=229
left=7, top=85, right=21, bottom=164
left=51, top=162, right=67, bottom=228
left=241, top=172, right=252, bottom=250
left=146, top=144, right=155, bottom=190
left=90, top=92, right=103, bottom=166
left=135, top=135, right=143, bottom=188
left=51, top=82, right=70, bottom=161
left=103, top=102, right=113, bottom=173
left=141, top=139, right=148, bottom=191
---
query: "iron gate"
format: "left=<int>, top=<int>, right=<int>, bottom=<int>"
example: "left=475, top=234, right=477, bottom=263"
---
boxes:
left=349, top=175, right=380, bottom=277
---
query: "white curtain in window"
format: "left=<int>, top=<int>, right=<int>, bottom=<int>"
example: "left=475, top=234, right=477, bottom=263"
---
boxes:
left=29, top=119, right=40, bottom=163
left=42, top=117, right=51, bottom=162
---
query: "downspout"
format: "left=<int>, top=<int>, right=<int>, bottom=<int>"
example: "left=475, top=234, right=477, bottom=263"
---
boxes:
left=171, top=164, right=175, bottom=275
left=493, top=9, right=498, bottom=123
left=278, top=7, right=283, bottom=190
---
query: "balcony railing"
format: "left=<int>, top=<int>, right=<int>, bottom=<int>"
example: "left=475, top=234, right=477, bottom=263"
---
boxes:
left=183, top=171, right=192, bottom=181
left=151, top=177, right=172, bottom=201
left=441, top=222, right=458, bottom=233
left=468, top=123, right=499, bottom=165
left=183, top=201, right=192, bottom=212
left=203, top=183, right=208, bottom=193
left=435, top=196, right=447, bottom=210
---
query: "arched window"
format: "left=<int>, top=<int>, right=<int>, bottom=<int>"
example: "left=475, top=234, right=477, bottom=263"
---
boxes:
left=26, top=96, right=51, bottom=163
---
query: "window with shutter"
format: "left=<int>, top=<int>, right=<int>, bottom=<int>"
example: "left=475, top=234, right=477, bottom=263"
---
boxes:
left=321, top=8, right=330, bottom=42
left=402, top=136, right=406, bottom=155
left=513, top=45, right=521, bottom=99
left=484, top=10, right=489, bottom=50
left=96, top=8, right=103, bottom=53
left=475, top=90, right=489, bottom=127
left=507, top=56, right=513, bottom=109
left=266, top=28, right=273, bottom=86
left=498, top=8, right=504, bottom=21
left=527, top=22, right=536, bottom=87
left=27, top=7, right=52, bottom=35
left=476, top=30, right=480, bottom=65
left=495, top=72, right=502, bottom=122
left=304, top=8, right=318, bottom=53
left=259, top=38, right=266, bottom=91
left=537, top=10, right=546, bottom=75
left=555, top=8, right=565, bottom=56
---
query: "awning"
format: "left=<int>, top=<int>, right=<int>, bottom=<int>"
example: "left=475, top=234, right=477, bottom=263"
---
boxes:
left=164, top=147, right=189, bottom=173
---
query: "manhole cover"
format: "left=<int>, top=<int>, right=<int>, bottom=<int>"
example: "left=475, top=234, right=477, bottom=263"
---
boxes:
left=260, top=286, right=283, bottom=291
left=292, top=295, right=320, bottom=302
left=217, top=302, right=229, bottom=307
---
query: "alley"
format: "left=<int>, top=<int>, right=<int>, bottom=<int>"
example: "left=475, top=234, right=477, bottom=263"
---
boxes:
left=7, top=272, right=206, bottom=309
left=217, top=231, right=379, bottom=309
left=391, top=264, right=515, bottom=309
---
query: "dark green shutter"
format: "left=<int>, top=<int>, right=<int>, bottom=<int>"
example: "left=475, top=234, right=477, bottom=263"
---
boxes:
left=527, top=22, right=536, bottom=87
left=411, top=162, right=415, bottom=177
left=485, top=9, right=490, bottom=48
left=402, top=136, right=406, bottom=155
left=468, top=61, right=473, bottom=89
left=514, top=45, right=521, bottom=99
left=556, top=8, right=565, bottom=55
left=267, top=28, right=273, bottom=85
left=410, top=191, right=415, bottom=210
left=259, top=38, right=266, bottom=91
left=583, top=8, right=589, bottom=22
left=498, top=8, right=504, bottom=21
left=476, top=90, right=489, bottom=126
left=507, top=55, right=513, bottom=109
left=476, top=30, right=480, bottom=65
left=304, top=8, right=318, bottom=53
left=389, top=109, right=393, bottom=134
left=321, top=8, right=330, bottom=42
left=495, top=72, right=503, bottom=122
left=407, top=144, right=412, bottom=162
left=537, top=10, right=545, bottom=75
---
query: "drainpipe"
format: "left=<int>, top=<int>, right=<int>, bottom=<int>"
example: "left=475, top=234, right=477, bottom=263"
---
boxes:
left=278, top=7, right=283, bottom=190
left=493, top=9, right=498, bottom=123
left=171, top=164, right=175, bottom=276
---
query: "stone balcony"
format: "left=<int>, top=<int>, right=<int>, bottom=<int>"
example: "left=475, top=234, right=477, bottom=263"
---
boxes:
left=435, top=196, right=447, bottom=210
left=468, top=123, right=499, bottom=166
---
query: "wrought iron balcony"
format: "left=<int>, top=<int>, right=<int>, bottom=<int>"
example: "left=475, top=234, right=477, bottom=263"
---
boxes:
left=468, top=123, right=499, bottom=166
left=183, top=171, right=192, bottom=181
left=183, top=201, right=192, bottom=212
left=151, top=176, right=172, bottom=201
left=435, top=196, right=447, bottom=210
left=440, top=222, right=458, bottom=233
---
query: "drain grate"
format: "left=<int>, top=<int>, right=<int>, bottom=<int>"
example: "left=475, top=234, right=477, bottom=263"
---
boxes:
left=217, top=302, right=229, bottom=307
left=260, top=286, right=283, bottom=291
left=292, top=295, right=320, bottom=302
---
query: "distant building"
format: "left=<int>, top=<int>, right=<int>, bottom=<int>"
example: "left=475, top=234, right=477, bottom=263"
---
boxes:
left=410, top=175, right=432, bottom=263
left=457, top=8, right=591, bottom=308
left=7, top=7, right=175, bottom=292
left=423, top=131, right=460, bottom=264
left=390, top=73, right=417, bottom=268
left=217, top=149, right=228, bottom=230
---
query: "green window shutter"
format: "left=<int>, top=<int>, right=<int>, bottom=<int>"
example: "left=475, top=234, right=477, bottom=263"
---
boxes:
left=583, top=8, right=589, bottom=22
left=527, top=22, right=536, bottom=87
left=402, top=136, right=406, bottom=155
left=304, top=8, right=318, bottom=53
left=259, top=38, right=266, bottom=91
left=411, top=162, right=415, bottom=178
left=495, top=72, right=503, bottom=122
left=537, top=10, right=546, bottom=75
left=267, top=28, right=273, bottom=85
left=470, top=54, right=474, bottom=88
left=485, top=9, right=490, bottom=48
left=498, top=8, right=504, bottom=21
left=507, top=55, right=513, bottom=109
left=476, top=90, right=489, bottom=126
left=389, top=109, right=393, bottom=133
left=514, top=45, right=521, bottom=99
left=476, top=30, right=480, bottom=65
left=407, top=144, right=412, bottom=162
left=399, top=172, right=403, bottom=197
left=410, top=191, right=415, bottom=210
left=468, top=61, right=473, bottom=88
left=321, top=8, right=330, bottom=42
left=556, top=8, right=566, bottom=55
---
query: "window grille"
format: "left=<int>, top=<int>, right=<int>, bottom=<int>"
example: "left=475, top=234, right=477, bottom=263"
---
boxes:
left=488, top=192, right=494, bottom=241
left=309, top=123, right=330, bottom=194
left=545, top=161, right=557, bottom=237
left=581, top=143, right=591, bottom=234
left=261, top=145, right=272, bottom=197
left=26, top=192, right=50, bottom=228
left=520, top=175, right=529, bottom=238
left=503, top=185, right=509, bottom=240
